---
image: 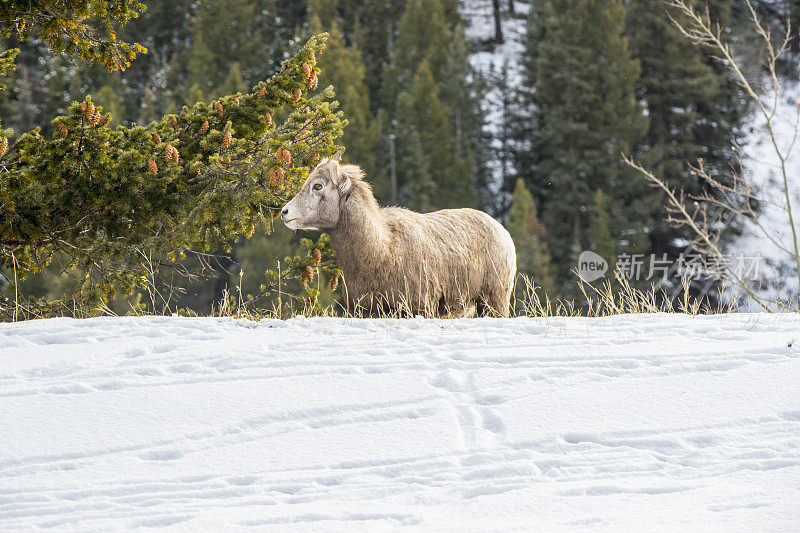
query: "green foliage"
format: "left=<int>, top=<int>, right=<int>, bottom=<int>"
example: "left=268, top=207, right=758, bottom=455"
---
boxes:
left=351, top=0, right=401, bottom=111
left=387, top=0, right=476, bottom=211
left=627, top=0, right=744, bottom=258
left=262, top=233, right=340, bottom=317
left=506, top=178, right=555, bottom=295
left=93, top=85, right=123, bottom=127
left=310, top=18, right=378, bottom=178
left=185, top=0, right=258, bottom=99
left=395, top=60, right=472, bottom=210
left=588, top=190, right=616, bottom=270
left=0, top=0, right=148, bottom=72
left=0, top=48, right=18, bottom=89
left=516, top=0, right=647, bottom=294
left=0, top=34, right=345, bottom=315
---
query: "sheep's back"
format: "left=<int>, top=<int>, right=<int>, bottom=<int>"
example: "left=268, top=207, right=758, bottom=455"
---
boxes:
left=380, top=206, right=515, bottom=293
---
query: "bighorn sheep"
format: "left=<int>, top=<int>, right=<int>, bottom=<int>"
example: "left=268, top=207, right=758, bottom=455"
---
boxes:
left=281, top=149, right=516, bottom=317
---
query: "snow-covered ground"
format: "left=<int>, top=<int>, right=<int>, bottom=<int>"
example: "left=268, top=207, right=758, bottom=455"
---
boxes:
left=1, top=314, right=799, bottom=530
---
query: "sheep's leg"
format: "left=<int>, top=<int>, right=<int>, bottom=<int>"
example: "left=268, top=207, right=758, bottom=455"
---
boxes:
left=477, top=290, right=510, bottom=318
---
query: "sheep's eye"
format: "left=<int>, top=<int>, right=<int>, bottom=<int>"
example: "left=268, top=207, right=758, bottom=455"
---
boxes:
left=313, top=183, right=323, bottom=191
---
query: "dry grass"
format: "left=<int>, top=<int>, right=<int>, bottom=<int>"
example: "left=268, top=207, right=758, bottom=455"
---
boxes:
left=193, top=271, right=754, bottom=320
left=6, top=262, right=792, bottom=322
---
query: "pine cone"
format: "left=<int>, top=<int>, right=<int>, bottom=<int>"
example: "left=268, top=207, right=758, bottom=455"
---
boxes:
left=0, top=136, right=7, bottom=157
left=258, top=86, right=266, bottom=99
left=163, top=144, right=178, bottom=164
left=308, top=52, right=316, bottom=65
left=91, top=109, right=101, bottom=125
left=312, top=248, right=322, bottom=265
left=153, top=133, right=161, bottom=145
left=200, top=120, right=209, bottom=134
left=148, top=159, right=158, bottom=175
left=300, top=265, right=314, bottom=284
left=268, top=167, right=278, bottom=183
left=302, top=63, right=312, bottom=78
left=329, top=276, right=338, bottom=291
left=86, top=102, right=95, bottom=118
left=57, top=122, right=69, bottom=138
left=275, top=147, right=292, bottom=164
left=233, top=97, right=240, bottom=106
left=170, top=116, right=178, bottom=130
left=264, top=112, right=272, bottom=125
left=293, top=88, right=302, bottom=101
left=80, top=102, right=87, bottom=114
left=222, top=130, right=232, bottom=149
left=215, top=102, right=224, bottom=117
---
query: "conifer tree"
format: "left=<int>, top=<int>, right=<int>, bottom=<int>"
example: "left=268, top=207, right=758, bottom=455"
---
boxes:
left=185, top=0, right=259, bottom=99
left=516, top=0, right=647, bottom=294
left=395, top=61, right=472, bottom=210
left=351, top=0, right=401, bottom=111
left=627, top=0, right=744, bottom=260
left=309, top=17, right=378, bottom=177
left=388, top=0, right=477, bottom=211
left=506, top=178, right=555, bottom=296
left=588, top=190, right=616, bottom=269
left=93, top=85, right=123, bottom=128
left=511, top=0, right=548, bottom=208
left=1, top=34, right=346, bottom=315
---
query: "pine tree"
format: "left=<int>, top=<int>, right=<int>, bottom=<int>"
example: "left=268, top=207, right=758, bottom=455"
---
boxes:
left=511, top=0, right=548, bottom=208
left=392, top=0, right=452, bottom=92
left=309, top=18, right=378, bottom=177
left=517, top=0, right=647, bottom=294
left=1, top=35, right=346, bottom=314
left=506, top=178, right=555, bottom=295
left=216, top=62, right=249, bottom=99
left=93, top=85, right=123, bottom=128
left=388, top=0, right=477, bottom=211
left=185, top=0, right=259, bottom=99
left=627, top=0, right=744, bottom=261
left=395, top=60, right=473, bottom=210
left=588, top=190, right=616, bottom=270
left=351, top=0, right=402, bottom=111
left=489, top=61, right=517, bottom=216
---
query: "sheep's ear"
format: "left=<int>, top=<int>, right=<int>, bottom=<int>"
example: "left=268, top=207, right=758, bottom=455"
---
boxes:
left=338, top=174, right=352, bottom=196
left=331, top=148, right=345, bottom=162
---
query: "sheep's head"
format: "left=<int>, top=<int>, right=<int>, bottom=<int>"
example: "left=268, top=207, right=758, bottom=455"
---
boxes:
left=281, top=148, right=351, bottom=231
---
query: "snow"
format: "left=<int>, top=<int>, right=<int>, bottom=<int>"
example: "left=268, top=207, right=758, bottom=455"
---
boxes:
left=732, top=84, right=800, bottom=303
left=1, top=314, right=800, bottom=530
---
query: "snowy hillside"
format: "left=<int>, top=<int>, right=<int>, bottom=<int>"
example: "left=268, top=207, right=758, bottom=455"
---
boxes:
left=1, top=314, right=799, bottom=530
left=734, top=84, right=800, bottom=302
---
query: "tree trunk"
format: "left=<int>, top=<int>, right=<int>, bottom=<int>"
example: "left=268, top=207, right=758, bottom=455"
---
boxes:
left=492, top=0, right=504, bottom=44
